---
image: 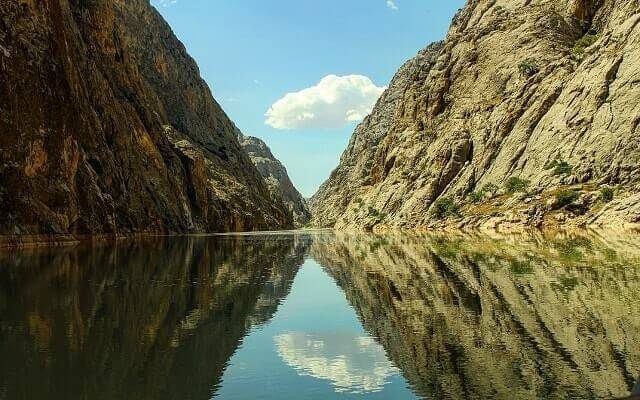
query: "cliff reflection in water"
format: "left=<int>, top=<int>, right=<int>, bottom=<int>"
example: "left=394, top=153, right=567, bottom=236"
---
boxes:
left=312, top=232, right=640, bottom=400
left=1, top=231, right=638, bottom=400
left=0, top=235, right=309, bottom=400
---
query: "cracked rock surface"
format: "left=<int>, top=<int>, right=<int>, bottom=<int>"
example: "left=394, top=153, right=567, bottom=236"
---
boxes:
left=0, top=0, right=292, bottom=240
left=311, top=0, right=640, bottom=231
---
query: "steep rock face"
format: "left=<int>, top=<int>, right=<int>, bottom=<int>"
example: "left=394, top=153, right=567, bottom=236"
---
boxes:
left=311, top=0, right=640, bottom=230
left=0, top=0, right=292, bottom=241
left=239, top=132, right=311, bottom=227
left=309, top=42, right=443, bottom=228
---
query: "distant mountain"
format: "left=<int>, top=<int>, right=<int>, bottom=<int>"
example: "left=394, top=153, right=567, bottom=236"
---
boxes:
left=239, top=132, right=311, bottom=227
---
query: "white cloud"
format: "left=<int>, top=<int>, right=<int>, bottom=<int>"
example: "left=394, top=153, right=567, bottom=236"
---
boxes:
left=265, top=75, right=386, bottom=130
left=386, top=0, right=398, bottom=10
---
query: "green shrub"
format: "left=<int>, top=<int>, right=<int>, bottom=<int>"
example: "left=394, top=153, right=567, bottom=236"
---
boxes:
left=431, top=197, right=461, bottom=220
left=552, top=160, right=573, bottom=175
left=468, top=182, right=499, bottom=203
left=505, top=177, right=530, bottom=193
left=572, top=33, right=598, bottom=60
left=482, top=183, right=499, bottom=194
left=545, top=158, right=573, bottom=175
left=600, top=187, right=614, bottom=203
left=493, top=5, right=507, bottom=16
left=510, top=260, right=534, bottom=275
left=368, top=206, right=381, bottom=216
left=366, top=206, right=387, bottom=222
left=555, top=189, right=580, bottom=208
left=558, top=275, right=579, bottom=291
left=518, top=58, right=539, bottom=76
left=468, top=191, right=485, bottom=203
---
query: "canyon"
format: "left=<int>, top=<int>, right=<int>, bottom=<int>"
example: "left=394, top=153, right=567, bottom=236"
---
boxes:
left=1, top=0, right=639, bottom=242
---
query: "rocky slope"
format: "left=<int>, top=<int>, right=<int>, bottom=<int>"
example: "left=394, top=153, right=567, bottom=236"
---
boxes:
left=238, top=132, right=311, bottom=227
left=0, top=0, right=292, bottom=244
left=311, top=0, right=640, bottom=231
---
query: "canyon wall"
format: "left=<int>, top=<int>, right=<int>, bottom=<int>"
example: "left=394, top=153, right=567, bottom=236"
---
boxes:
left=312, top=0, right=640, bottom=231
left=0, top=0, right=292, bottom=243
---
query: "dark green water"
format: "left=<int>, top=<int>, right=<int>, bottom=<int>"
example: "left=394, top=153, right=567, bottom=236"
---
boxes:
left=0, top=231, right=639, bottom=399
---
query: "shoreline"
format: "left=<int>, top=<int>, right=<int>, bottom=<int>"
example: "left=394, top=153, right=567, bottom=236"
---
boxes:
left=1, top=224, right=638, bottom=251
left=0, top=229, right=331, bottom=250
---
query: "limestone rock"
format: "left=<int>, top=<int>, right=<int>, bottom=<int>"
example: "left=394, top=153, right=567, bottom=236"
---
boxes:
left=311, top=0, right=640, bottom=231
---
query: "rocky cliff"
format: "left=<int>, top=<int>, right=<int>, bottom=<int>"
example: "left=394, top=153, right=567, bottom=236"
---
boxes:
left=238, top=132, right=311, bottom=227
left=311, top=0, right=640, bottom=231
left=0, top=0, right=292, bottom=244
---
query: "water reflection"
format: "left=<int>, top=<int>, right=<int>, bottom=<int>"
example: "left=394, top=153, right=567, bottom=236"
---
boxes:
left=312, top=231, right=640, bottom=399
left=0, top=235, right=309, bottom=400
left=0, top=231, right=639, bottom=399
left=274, top=331, right=398, bottom=393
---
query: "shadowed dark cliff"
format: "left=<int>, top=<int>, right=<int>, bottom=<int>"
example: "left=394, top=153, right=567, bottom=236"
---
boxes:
left=0, top=0, right=292, bottom=241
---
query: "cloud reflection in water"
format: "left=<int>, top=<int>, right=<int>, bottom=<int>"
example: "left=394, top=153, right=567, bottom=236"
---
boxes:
left=274, top=331, right=399, bottom=393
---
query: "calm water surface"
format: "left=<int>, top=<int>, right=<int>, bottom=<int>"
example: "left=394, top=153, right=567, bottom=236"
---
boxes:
left=0, top=231, right=639, bottom=399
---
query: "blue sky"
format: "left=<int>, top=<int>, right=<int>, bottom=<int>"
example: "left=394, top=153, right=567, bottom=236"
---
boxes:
left=153, top=0, right=464, bottom=197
